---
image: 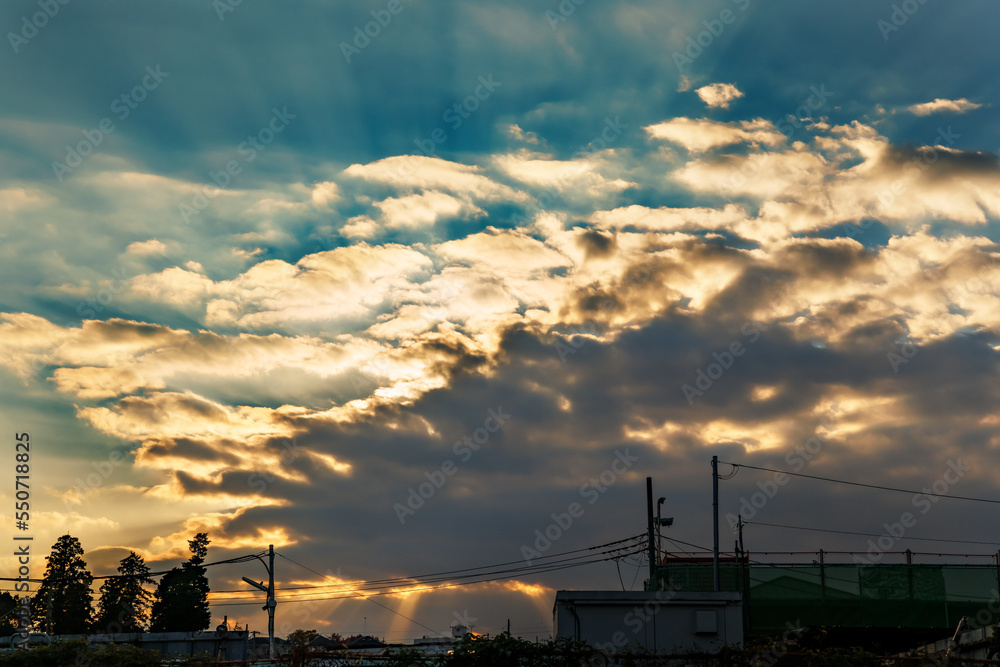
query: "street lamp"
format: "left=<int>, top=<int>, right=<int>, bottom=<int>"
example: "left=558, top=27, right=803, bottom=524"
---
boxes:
left=242, top=545, right=276, bottom=660
left=656, top=497, right=673, bottom=565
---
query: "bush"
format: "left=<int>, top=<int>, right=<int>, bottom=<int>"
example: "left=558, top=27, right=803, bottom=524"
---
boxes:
left=0, top=640, right=218, bottom=666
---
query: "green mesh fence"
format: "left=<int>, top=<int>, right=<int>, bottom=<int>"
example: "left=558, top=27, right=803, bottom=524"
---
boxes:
left=648, top=562, right=1000, bottom=633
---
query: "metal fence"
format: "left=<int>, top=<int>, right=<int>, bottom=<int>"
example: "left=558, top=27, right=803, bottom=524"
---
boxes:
left=650, top=551, right=1000, bottom=634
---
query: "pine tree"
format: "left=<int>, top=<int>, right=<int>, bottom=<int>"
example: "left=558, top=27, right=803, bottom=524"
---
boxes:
left=149, top=533, right=211, bottom=632
left=94, top=551, right=154, bottom=633
left=31, top=534, right=94, bottom=634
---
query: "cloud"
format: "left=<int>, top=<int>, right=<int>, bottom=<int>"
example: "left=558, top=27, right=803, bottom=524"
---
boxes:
left=644, top=117, right=785, bottom=152
left=695, top=83, right=745, bottom=109
left=494, top=151, right=634, bottom=194
left=130, top=243, right=434, bottom=328
left=590, top=203, right=746, bottom=232
left=310, top=181, right=341, bottom=208
left=373, top=190, right=484, bottom=229
left=907, top=98, right=984, bottom=116
left=126, top=239, right=168, bottom=256
left=505, top=124, right=540, bottom=145
left=343, top=155, right=525, bottom=202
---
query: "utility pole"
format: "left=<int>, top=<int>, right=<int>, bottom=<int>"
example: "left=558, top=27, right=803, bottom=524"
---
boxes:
left=646, top=477, right=655, bottom=587
left=242, top=545, right=276, bottom=660
left=712, top=456, right=720, bottom=592
left=267, top=545, right=275, bottom=659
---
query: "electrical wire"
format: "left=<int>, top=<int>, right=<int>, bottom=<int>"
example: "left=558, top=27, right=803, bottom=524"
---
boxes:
left=717, top=463, right=740, bottom=481
left=628, top=562, right=641, bottom=591
left=209, top=533, right=646, bottom=599
left=718, top=460, right=999, bottom=505
left=275, top=552, right=445, bottom=638
left=743, top=520, right=1000, bottom=547
left=210, top=545, right=646, bottom=607
left=211, top=553, right=642, bottom=606
left=0, top=551, right=269, bottom=586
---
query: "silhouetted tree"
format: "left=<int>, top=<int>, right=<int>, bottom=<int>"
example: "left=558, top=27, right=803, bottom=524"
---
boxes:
left=289, top=629, right=318, bottom=647
left=31, top=534, right=94, bottom=634
left=94, top=551, right=154, bottom=632
left=0, top=591, right=19, bottom=636
left=149, top=533, right=211, bottom=632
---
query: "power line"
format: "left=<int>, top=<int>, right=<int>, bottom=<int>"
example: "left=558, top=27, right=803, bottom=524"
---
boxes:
left=210, top=539, right=645, bottom=604
left=211, top=548, right=644, bottom=607
left=209, top=536, right=645, bottom=606
left=209, top=534, right=645, bottom=598
left=717, top=461, right=998, bottom=505
left=744, top=520, right=1000, bottom=547
left=0, top=551, right=268, bottom=587
left=275, top=552, right=446, bottom=638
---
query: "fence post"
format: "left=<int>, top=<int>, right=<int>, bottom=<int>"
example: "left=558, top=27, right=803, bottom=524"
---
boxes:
left=819, top=549, right=826, bottom=600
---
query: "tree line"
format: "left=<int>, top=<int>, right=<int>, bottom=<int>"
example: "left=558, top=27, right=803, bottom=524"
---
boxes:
left=1, top=533, right=212, bottom=637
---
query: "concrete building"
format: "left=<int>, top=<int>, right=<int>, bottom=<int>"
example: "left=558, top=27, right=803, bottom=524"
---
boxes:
left=553, top=590, right=742, bottom=655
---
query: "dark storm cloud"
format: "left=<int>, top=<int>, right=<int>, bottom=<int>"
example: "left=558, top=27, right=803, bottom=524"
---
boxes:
left=144, top=437, right=243, bottom=466
left=576, top=229, right=616, bottom=258
left=880, top=145, right=1000, bottom=180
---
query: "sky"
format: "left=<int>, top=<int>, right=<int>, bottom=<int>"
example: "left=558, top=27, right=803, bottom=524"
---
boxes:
left=2, top=0, right=1000, bottom=643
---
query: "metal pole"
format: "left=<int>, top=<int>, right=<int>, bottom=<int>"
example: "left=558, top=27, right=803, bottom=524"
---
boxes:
left=267, top=545, right=276, bottom=660
left=712, top=456, right=720, bottom=592
left=646, top=477, right=656, bottom=588
left=738, top=515, right=749, bottom=635
left=656, top=504, right=662, bottom=565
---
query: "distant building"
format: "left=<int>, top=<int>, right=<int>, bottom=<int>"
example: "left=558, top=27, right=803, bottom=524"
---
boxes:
left=346, top=635, right=386, bottom=649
